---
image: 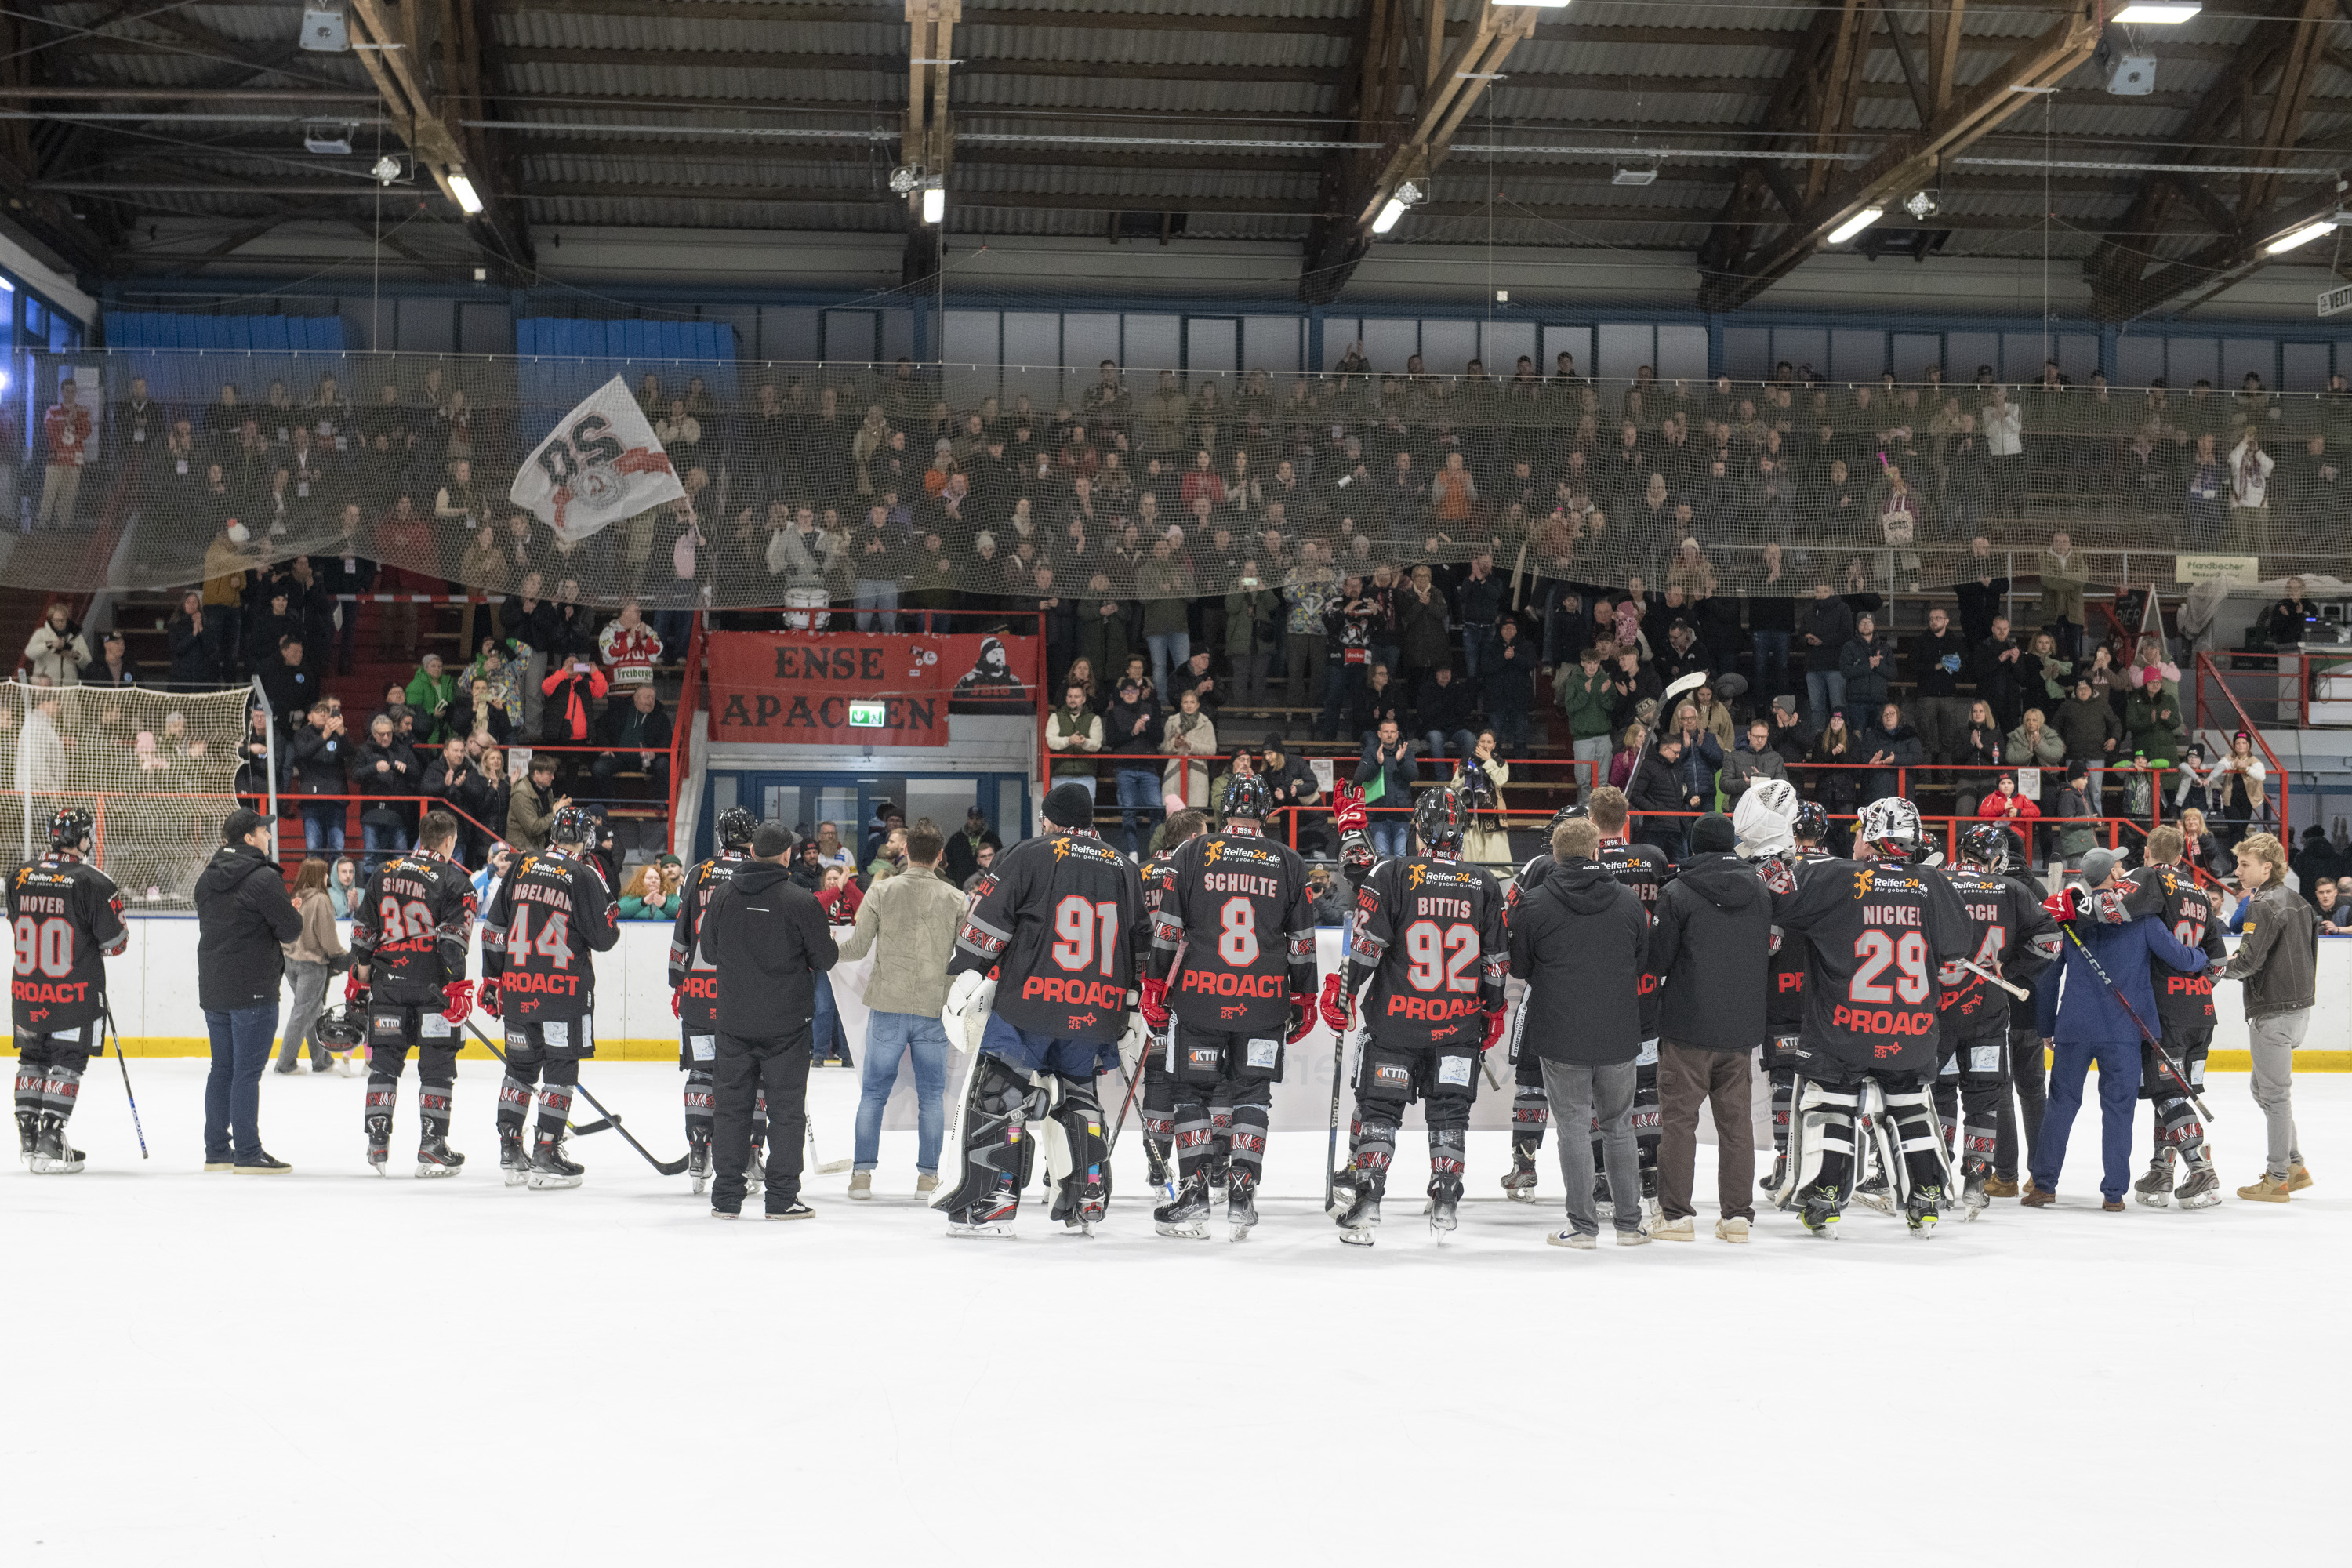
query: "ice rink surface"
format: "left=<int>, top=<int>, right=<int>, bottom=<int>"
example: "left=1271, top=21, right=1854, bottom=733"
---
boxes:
left=5, top=1059, right=2345, bottom=1566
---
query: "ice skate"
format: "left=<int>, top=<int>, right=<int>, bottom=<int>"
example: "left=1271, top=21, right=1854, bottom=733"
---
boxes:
left=366, top=1137, right=390, bottom=1175
left=1500, top=1147, right=1539, bottom=1203
left=1425, top=1198, right=1459, bottom=1241
left=687, top=1136, right=711, bottom=1198
left=2132, top=1156, right=2175, bottom=1209
left=1798, top=1185, right=1842, bottom=1237
left=744, top=1153, right=764, bottom=1198
left=1227, top=1178, right=1258, bottom=1243
left=1905, top=1184, right=1944, bottom=1237
left=1638, top=1168, right=1662, bottom=1229
left=27, top=1116, right=85, bottom=1174
left=1962, top=1171, right=1990, bottom=1220
left=1761, top=1152, right=1786, bottom=1201
left=499, top=1132, right=531, bottom=1188
left=527, top=1138, right=584, bottom=1191
left=414, top=1135, right=465, bottom=1179
left=16, top=1109, right=39, bottom=1167
left=1152, top=1176, right=1212, bottom=1240
left=1326, top=1167, right=1356, bottom=1216
left=944, top=1191, right=1018, bottom=1238
left=1334, top=1188, right=1382, bottom=1247
left=1592, top=1169, right=1614, bottom=1221
left=2175, top=1163, right=2222, bottom=1210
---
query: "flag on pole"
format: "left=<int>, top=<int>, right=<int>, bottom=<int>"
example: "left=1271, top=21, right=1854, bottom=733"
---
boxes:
left=507, top=375, right=685, bottom=544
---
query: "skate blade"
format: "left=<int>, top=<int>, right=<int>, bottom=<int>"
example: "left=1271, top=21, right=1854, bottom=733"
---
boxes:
left=503, top=1167, right=531, bottom=1188
left=2133, top=1190, right=2172, bottom=1209
left=1154, top=1221, right=1210, bottom=1240
left=27, top=1158, right=85, bottom=1174
left=1503, top=1188, right=1537, bottom=1204
left=691, top=1174, right=708, bottom=1196
left=1228, top=1221, right=1255, bottom=1243
left=946, top=1222, right=1016, bottom=1239
left=1962, top=1200, right=1988, bottom=1222
left=1338, top=1227, right=1377, bottom=1247
left=2179, top=1192, right=2221, bottom=1210
left=1060, top=1219, right=1098, bottom=1237
left=368, top=1159, right=389, bottom=1177
left=526, top=1173, right=583, bottom=1190
left=414, top=1163, right=463, bottom=1179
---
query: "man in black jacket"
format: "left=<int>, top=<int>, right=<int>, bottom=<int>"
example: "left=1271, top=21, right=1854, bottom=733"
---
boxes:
left=1644, top=813, right=1772, bottom=1242
left=1628, top=735, right=1693, bottom=862
left=194, top=809, right=303, bottom=1173
left=1414, top=665, right=1480, bottom=764
left=1908, top=605, right=1971, bottom=763
left=291, top=699, right=352, bottom=855
left=590, top=685, right=675, bottom=793
left=1973, top=615, right=2025, bottom=731
left=1506, top=815, right=1651, bottom=1248
left=255, top=634, right=317, bottom=737
left=703, top=823, right=840, bottom=1220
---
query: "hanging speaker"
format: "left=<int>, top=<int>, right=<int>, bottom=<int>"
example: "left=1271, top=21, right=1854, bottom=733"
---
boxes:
left=299, top=0, right=350, bottom=53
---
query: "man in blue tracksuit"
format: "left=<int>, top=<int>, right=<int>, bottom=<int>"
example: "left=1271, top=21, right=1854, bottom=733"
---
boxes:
left=2027, top=848, right=2209, bottom=1209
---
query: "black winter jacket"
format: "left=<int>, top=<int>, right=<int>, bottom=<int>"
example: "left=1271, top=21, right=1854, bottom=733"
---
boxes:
left=1505, top=858, right=1650, bottom=1064
left=194, top=842, right=303, bottom=1011
left=1647, top=852, right=1773, bottom=1050
left=704, top=858, right=840, bottom=1038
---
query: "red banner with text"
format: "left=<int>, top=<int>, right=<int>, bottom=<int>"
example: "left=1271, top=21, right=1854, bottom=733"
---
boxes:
left=706, top=631, right=1039, bottom=747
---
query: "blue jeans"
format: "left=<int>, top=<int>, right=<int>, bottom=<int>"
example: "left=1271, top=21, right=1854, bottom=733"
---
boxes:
left=1115, top=766, right=1160, bottom=856
left=1463, top=623, right=1499, bottom=680
left=1145, top=631, right=1190, bottom=699
left=854, top=579, right=898, bottom=633
left=303, top=801, right=344, bottom=853
left=1806, top=669, right=1846, bottom=733
left=362, top=816, right=405, bottom=871
left=853, top=1011, right=950, bottom=1173
left=811, top=972, right=844, bottom=1062
left=2032, top=1037, right=2141, bottom=1200
left=1319, top=662, right=1363, bottom=740
left=1370, top=821, right=1409, bottom=860
left=1752, top=630, right=1791, bottom=695
left=203, top=1000, right=280, bottom=1162
left=1425, top=728, right=1477, bottom=763
left=1490, top=705, right=1530, bottom=752
left=979, top=1011, right=1117, bottom=1079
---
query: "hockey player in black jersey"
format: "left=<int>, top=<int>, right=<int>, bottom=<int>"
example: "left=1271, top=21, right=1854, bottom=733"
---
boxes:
left=349, top=809, right=479, bottom=1177
left=1936, top=823, right=2061, bottom=1218
left=10, top=808, right=129, bottom=1174
left=1141, top=775, right=1319, bottom=1240
left=935, top=783, right=1148, bottom=1236
left=1733, top=783, right=1827, bottom=1199
left=480, top=805, right=620, bottom=1189
left=2125, top=824, right=2230, bottom=1210
left=668, top=804, right=758, bottom=1194
left=1134, top=806, right=1210, bottom=1200
left=1584, top=785, right=1671, bottom=1225
left=1766, top=796, right=1975, bottom=1237
left=1319, top=786, right=1509, bottom=1245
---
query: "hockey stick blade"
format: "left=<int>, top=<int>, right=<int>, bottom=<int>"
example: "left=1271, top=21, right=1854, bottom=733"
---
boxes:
left=462, top=1019, right=691, bottom=1174
left=570, top=1116, right=616, bottom=1136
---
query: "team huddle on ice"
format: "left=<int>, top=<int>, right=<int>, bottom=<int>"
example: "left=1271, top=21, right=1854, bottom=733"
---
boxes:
left=13, top=771, right=2233, bottom=1245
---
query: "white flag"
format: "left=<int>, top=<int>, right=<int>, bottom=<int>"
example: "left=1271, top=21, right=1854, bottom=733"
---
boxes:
left=508, top=375, right=685, bottom=544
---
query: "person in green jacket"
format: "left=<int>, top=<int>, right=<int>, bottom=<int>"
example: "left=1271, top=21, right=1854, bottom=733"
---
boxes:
left=2125, top=681, right=2185, bottom=764
left=1224, top=564, right=1279, bottom=713
left=1555, top=644, right=1621, bottom=782
left=403, top=652, right=457, bottom=744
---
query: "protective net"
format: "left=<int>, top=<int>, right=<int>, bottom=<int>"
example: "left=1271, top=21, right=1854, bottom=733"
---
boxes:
left=5, top=347, right=2343, bottom=608
left=1, top=679, right=258, bottom=908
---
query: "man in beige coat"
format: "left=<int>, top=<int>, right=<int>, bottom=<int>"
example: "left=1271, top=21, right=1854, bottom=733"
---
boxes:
left=835, top=823, right=969, bottom=1197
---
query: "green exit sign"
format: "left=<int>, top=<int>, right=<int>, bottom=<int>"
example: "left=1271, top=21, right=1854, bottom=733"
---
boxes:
left=847, top=701, right=887, bottom=728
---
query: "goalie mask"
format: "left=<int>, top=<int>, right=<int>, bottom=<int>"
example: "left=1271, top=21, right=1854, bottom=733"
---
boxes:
left=1857, top=797, right=1925, bottom=862
left=1412, top=786, right=1466, bottom=855
left=1732, top=778, right=1799, bottom=860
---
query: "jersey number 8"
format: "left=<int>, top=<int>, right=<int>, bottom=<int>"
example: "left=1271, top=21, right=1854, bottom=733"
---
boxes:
left=1051, top=895, right=1120, bottom=977
left=12, top=916, right=73, bottom=978
left=1216, top=897, right=1259, bottom=966
left=1851, top=929, right=1929, bottom=1005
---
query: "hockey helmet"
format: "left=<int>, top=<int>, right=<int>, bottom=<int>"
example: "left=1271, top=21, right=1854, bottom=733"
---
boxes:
left=1220, top=771, right=1274, bottom=823
left=1959, top=822, right=2015, bottom=872
left=1792, top=800, right=1829, bottom=843
left=1856, top=797, right=1924, bottom=862
left=1412, top=786, right=1467, bottom=855
left=48, top=806, right=95, bottom=854
left=550, top=804, right=597, bottom=846
left=714, top=804, right=759, bottom=849
left=314, top=1000, right=367, bottom=1051
left=1731, top=778, right=1800, bottom=861
left=1546, top=801, right=1589, bottom=836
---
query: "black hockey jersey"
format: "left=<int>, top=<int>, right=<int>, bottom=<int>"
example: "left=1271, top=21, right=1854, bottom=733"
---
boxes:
left=666, top=848, right=747, bottom=1031
left=481, top=844, right=618, bottom=1022
left=1771, top=855, right=1973, bottom=1076
left=952, top=828, right=1147, bottom=1044
left=1599, top=837, right=1671, bottom=1039
left=351, top=849, right=476, bottom=1007
left=1936, top=866, right=2060, bottom=1037
left=1345, top=852, right=1508, bottom=1050
left=1147, top=826, right=1318, bottom=1035
left=9, top=853, right=127, bottom=1034
left=2129, top=864, right=2228, bottom=1029
left=1766, top=846, right=1836, bottom=1033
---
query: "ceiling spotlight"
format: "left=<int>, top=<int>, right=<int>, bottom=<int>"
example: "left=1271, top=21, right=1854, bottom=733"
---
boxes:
left=371, top=153, right=402, bottom=185
left=303, top=121, right=353, bottom=156
left=888, top=164, right=924, bottom=197
left=1828, top=206, right=1884, bottom=245
left=1373, top=180, right=1425, bottom=234
left=1395, top=180, right=1423, bottom=206
left=1613, top=161, right=1659, bottom=187
left=921, top=184, right=946, bottom=224
left=448, top=172, right=484, bottom=214
left=1904, top=189, right=1938, bottom=220
left=2113, top=3, right=2200, bottom=21
left=2265, top=220, right=2336, bottom=255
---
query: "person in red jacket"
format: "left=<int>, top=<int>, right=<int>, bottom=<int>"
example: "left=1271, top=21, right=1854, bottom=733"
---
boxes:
left=38, top=379, right=93, bottom=528
left=540, top=650, right=609, bottom=746
left=1978, top=772, right=2041, bottom=824
left=597, top=600, right=663, bottom=691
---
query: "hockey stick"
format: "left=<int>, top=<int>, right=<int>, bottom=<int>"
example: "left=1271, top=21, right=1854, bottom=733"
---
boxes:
left=1324, top=1018, right=1356, bottom=1215
left=460, top=1018, right=690, bottom=1175
left=2055, top=923, right=2216, bottom=1122
left=1958, top=956, right=2031, bottom=1000
left=100, top=1004, right=148, bottom=1160
left=805, top=1115, right=851, bottom=1175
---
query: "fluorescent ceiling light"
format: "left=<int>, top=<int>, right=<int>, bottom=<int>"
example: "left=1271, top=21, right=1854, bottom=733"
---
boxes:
left=448, top=172, right=483, bottom=214
left=1517, top=0, right=1573, bottom=7
left=921, top=185, right=946, bottom=223
left=1827, top=206, right=1883, bottom=245
left=2112, top=3, right=2200, bottom=22
left=2266, top=220, right=2336, bottom=255
left=1372, top=196, right=1408, bottom=234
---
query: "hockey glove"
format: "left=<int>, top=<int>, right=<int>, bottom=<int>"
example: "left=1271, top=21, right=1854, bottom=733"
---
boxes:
left=1480, top=1008, right=1508, bottom=1052
left=1756, top=854, right=1797, bottom=897
left=440, top=980, right=475, bottom=1025
left=1138, top=977, right=1171, bottom=1030
left=343, top=968, right=370, bottom=1004
left=1768, top=923, right=1784, bottom=956
left=669, top=988, right=681, bottom=1018
left=478, top=978, right=502, bottom=1020
left=1286, top=992, right=1316, bottom=1045
left=1318, top=971, right=1355, bottom=1035
left=1332, top=780, right=1369, bottom=834
left=2042, top=887, right=2078, bottom=924
left=2085, top=887, right=2129, bottom=925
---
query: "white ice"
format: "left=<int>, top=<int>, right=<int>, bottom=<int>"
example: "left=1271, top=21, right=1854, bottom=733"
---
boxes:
left=5, top=1060, right=2345, bottom=1566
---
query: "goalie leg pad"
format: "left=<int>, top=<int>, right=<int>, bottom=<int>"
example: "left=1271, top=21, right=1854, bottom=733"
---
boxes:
left=931, top=1053, right=1041, bottom=1221
left=1050, top=1073, right=1112, bottom=1224
left=1790, top=1077, right=1862, bottom=1202
left=1881, top=1074, right=1952, bottom=1200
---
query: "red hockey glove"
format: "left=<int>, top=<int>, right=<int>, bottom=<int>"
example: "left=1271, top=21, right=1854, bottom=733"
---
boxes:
left=343, top=968, right=369, bottom=1004
left=1332, top=780, right=1369, bottom=835
left=1481, top=1008, right=1508, bottom=1052
left=2085, top=887, right=2129, bottom=926
left=2042, top=887, right=2078, bottom=924
left=1138, top=977, right=1170, bottom=1030
left=1768, top=924, right=1784, bottom=956
left=477, top=978, right=501, bottom=1020
left=1286, top=992, right=1316, bottom=1045
left=1318, top=971, right=1355, bottom=1035
left=669, top=988, right=681, bottom=1018
left=440, top=981, right=474, bottom=1025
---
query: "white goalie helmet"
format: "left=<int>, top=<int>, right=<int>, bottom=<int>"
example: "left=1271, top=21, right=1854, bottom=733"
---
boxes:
left=1732, top=777, right=1801, bottom=860
left=1857, top=796, right=1924, bottom=860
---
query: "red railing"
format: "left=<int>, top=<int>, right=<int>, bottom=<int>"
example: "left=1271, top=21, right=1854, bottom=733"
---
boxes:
left=2191, top=649, right=2288, bottom=834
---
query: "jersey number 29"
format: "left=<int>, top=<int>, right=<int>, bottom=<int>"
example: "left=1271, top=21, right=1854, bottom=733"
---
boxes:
left=1851, top=929, right=1929, bottom=1004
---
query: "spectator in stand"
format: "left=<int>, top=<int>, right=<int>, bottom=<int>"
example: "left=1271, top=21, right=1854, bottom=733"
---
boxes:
left=2005, top=705, right=2066, bottom=773
left=89, top=629, right=138, bottom=689
left=620, top=861, right=684, bottom=920
left=422, top=737, right=489, bottom=864
left=1947, top=536, right=2011, bottom=649
left=591, top=684, right=673, bottom=794
left=451, top=675, right=511, bottom=748
left=808, top=822, right=853, bottom=873
left=353, top=712, right=420, bottom=870
left=2314, top=877, right=2351, bottom=934
left=1171, top=648, right=1222, bottom=721
left=1978, top=773, right=2041, bottom=860
left=506, top=753, right=564, bottom=851
left=2038, top=528, right=2088, bottom=661
left=1224, top=564, right=1280, bottom=715
left=1044, top=681, right=1104, bottom=800
left=1353, top=718, right=1421, bottom=860
left=1105, top=669, right=1164, bottom=856
left=2264, top=576, right=2318, bottom=646
left=1556, top=645, right=1619, bottom=783
left=2125, top=678, right=2185, bottom=768
left=2213, top=730, right=2268, bottom=844
left=1947, top=698, right=2004, bottom=816
left=866, top=826, right=909, bottom=885
left=2050, top=765, right=2098, bottom=873
left=1628, top=730, right=1693, bottom=861
left=1722, top=717, right=1787, bottom=805
left=1747, top=541, right=1798, bottom=699
left=1838, top=612, right=1894, bottom=716
left=1982, top=384, right=2024, bottom=519
left=1800, top=583, right=1853, bottom=731
left=2227, top=430, right=2275, bottom=560
left=1258, top=734, right=1326, bottom=853
left=1350, top=662, right=1407, bottom=746
left=2054, top=677, right=2123, bottom=815
left=2176, top=805, right=2230, bottom=883
left=1858, top=700, right=1924, bottom=804
left=253, top=634, right=316, bottom=734
left=1608, top=718, right=1650, bottom=792
left=1908, top=605, right=1969, bottom=764
left=1395, top=564, right=1450, bottom=688
left=403, top=652, right=456, bottom=744
left=1484, top=616, right=1538, bottom=753
left=1972, top=613, right=2024, bottom=731
left=941, top=806, right=1002, bottom=887
left=1455, top=551, right=1508, bottom=679
left=38, top=378, right=92, bottom=528
left=597, top=600, right=662, bottom=691
left=1414, top=663, right=1480, bottom=764
left=1160, top=688, right=1218, bottom=811
left=292, top=699, right=351, bottom=853
left=1808, top=709, right=1860, bottom=825
left=22, top=602, right=89, bottom=685
left=539, top=644, right=608, bottom=761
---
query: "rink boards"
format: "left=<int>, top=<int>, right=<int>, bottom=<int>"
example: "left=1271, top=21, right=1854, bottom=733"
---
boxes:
left=16, top=922, right=2351, bottom=1130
